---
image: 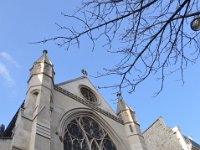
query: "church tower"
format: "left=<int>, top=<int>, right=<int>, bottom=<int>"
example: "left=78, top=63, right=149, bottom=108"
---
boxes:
left=11, top=50, right=54, bottom=150
left=116, top=93, right=148, bottom=150
left=1, top=50, right=149, bottom=150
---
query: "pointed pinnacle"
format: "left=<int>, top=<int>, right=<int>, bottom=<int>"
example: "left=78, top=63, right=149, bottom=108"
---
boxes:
left=43, top=50, right=48, bottom=55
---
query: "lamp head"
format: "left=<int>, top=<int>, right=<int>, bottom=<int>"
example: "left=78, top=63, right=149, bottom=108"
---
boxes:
left=191, top=17, right=200, bottom=31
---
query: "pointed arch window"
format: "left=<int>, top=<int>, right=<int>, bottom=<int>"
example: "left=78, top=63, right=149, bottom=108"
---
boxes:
left=64, top=116, right=117, bottom=150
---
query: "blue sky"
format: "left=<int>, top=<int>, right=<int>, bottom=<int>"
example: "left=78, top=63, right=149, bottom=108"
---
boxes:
left=0, top=0, right=200, bottom=143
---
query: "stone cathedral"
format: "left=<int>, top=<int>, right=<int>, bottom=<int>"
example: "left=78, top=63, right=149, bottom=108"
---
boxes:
left=0, top=50, right=148, bottom=150
left=0, top=51, right=200, bottom=150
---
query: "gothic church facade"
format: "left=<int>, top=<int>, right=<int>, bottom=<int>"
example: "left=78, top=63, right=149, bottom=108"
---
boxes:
left=0, top=50, right=148, bottom=150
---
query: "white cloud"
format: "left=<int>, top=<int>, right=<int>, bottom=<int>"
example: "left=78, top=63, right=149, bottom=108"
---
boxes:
left=0, top=62, right=15, bottom=86
left=0, top=51, right=20, bottom=87
left=0, top=52, right=20, bottom=69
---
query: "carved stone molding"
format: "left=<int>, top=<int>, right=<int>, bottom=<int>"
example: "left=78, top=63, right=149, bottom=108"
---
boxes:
left=54, top=86, right=123, bottom=124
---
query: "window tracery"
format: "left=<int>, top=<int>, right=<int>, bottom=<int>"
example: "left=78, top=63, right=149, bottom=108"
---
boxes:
left=64, top=116, right=117, bottom=150
left=80, top=87, right=97, bottom=102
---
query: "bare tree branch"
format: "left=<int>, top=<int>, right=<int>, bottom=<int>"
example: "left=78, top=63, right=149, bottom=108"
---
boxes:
left=35, top=0, right=200, bottom=94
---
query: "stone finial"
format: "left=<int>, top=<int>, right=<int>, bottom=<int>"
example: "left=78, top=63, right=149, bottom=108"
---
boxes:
left=43, top=50, right=48, bottom=55
left=117, top=93, right=122, bottom=101
left=34, top=49, right=52, bottom=65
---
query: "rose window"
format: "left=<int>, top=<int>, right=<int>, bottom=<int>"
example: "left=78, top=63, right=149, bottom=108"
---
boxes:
left=80, top=87, right=97, bottom=102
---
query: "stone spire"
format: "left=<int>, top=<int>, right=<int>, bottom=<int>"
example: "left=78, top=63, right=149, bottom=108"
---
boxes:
left=29, top=50, right=54, bottom=80
left=116, top=93, right=148, bottom=150
left=35, top=50, right=52, bottom=65
left=116, top=93, right=131, bottom=115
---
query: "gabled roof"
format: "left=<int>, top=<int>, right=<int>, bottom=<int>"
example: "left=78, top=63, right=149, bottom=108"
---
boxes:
left=54, top=76, right=123, bottom=124
left=144, top=117, right=200, bottom=150
left=56, top=76, right=86, bottom=86
left=143, top=117, right=164, bottom=134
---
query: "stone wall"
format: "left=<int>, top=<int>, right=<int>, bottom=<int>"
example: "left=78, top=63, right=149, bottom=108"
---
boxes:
left=143, top=118, right=184, bottom=150
left=0, top=138, right=12, bottom=149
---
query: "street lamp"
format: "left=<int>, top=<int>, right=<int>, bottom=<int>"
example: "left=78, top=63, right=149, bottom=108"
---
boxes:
left=191, top=17, right=200, bottom=31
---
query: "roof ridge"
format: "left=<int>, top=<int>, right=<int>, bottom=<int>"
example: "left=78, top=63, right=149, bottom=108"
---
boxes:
left=55, top=76, right=86, bottom=86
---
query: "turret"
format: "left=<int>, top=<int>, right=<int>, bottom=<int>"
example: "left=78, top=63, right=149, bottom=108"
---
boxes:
left=116, top=93, right=148, bottom=150
left=11, top=50, right=54, bottom=150
left=24, top=50, right=54, bottom=116
left=28, top=50, right=54, bottom=87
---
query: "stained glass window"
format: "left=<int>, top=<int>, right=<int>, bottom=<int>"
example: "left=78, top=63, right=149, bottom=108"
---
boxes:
left=64, top=116, right=117, bottom=150
left=80, top=87, right=97, bottom=102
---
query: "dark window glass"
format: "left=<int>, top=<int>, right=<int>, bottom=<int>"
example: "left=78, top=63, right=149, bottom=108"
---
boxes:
left=64, top=116, right=117, bottom=150
left=80, top=87, right=97, bottom=102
